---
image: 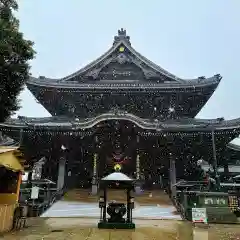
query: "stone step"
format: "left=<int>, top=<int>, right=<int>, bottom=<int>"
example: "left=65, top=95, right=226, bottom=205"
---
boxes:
left=63, top=189, right=172, bottom=206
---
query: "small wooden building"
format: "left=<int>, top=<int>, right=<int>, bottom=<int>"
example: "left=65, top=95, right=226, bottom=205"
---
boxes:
left=0, top=147, right=24, bottom=233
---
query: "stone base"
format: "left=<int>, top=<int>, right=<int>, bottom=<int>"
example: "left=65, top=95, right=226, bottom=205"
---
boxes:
left=98, top=221, right=135, bottom=229
left=134, top=185, right=142, bottom=195
left=91, top=184, right=98, bottom=195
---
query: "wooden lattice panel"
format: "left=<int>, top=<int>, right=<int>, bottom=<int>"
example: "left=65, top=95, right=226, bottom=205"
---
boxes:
left=228, top=196, right=239, bottom=211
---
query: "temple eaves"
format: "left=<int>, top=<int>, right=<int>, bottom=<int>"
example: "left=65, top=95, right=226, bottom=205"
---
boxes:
left=1, top=112, right=240, bottom=132
left=27, top=74, right=221, bottom=89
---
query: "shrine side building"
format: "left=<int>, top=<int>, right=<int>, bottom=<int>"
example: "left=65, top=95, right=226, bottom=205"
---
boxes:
left=1, top=29, right=240, bottom=194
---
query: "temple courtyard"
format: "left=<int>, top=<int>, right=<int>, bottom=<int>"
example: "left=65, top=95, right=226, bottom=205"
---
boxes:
left=1, top=189, right=240, bottom=239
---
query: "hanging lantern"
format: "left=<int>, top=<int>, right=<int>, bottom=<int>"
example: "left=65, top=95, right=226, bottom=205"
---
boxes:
left=114, top=164, right=122, bottom=172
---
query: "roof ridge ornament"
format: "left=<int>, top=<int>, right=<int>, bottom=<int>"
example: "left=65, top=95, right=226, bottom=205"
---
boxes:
left=113, top=28, right=131, bottom=46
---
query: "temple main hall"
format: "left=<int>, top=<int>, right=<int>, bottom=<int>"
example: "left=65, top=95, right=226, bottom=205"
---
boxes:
left=1, top=29, right=240, bottom=197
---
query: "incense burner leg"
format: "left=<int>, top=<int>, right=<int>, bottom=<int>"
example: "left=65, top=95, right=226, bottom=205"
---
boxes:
left=134, top=183, right=142, bottom=195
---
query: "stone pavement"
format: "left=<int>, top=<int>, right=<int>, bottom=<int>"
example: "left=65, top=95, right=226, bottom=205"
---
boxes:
left=2, top=218, right=240, bottom=240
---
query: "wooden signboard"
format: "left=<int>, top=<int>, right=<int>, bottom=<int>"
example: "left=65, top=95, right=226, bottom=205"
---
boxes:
left=192, top=208, right=208, bottom=224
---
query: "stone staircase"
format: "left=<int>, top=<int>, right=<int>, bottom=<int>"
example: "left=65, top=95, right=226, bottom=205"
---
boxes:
left=63, top=189, right=172, bottom=206
left=63, top=189, right=98, bottom=203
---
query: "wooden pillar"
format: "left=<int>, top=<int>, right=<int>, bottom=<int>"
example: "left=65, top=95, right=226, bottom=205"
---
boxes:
left=16, top=172, right=22, bottom=202
left=211, top=130, right=220, bottom=188
left=223, top=148, right=229, bottom=179
left=126, top=188, right=130, bottom=223
left=168, top=135, right=177, bottom=198
left=169, top=152, right=177, bottom=198
left=57, top=157, right=66, bottom=190
left=103, top=188, right=107, bottom=222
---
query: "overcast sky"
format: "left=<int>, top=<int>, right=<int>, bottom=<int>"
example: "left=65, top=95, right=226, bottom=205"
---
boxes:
left=14, top=0, right=240, bottom=143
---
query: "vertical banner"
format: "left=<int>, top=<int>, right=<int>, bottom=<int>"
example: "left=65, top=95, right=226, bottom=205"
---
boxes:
left=136, top=154, right=140, bottom=180
left=93, top=153, right=97, bottom=183
left=31, top=186, right=40, bottom=200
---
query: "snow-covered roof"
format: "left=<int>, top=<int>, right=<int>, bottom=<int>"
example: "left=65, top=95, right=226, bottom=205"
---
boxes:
left=101, top=172, right=134, bottom=181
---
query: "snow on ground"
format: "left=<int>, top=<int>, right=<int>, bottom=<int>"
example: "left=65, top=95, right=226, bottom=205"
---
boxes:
left=41, top=200, right=182, bottom=220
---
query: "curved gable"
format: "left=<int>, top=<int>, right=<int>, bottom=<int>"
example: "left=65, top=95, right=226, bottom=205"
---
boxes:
left=60, top=29, right=182, bottom=83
